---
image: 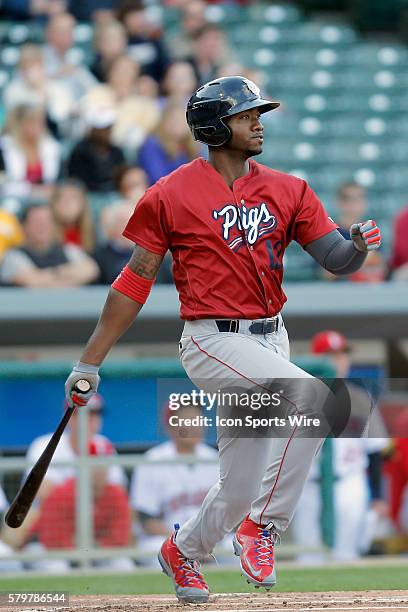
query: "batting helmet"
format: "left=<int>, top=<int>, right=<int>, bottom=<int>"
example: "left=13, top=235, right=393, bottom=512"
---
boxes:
left=186, top=76, right=280, bottom=147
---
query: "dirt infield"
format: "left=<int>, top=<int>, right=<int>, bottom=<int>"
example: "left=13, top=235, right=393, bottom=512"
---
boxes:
left=3, top=591, right=408, bottom=612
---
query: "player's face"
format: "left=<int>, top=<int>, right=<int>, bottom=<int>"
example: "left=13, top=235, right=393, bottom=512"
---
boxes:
left=224, top=108, right=264, bottom=157
left=168, top=406, right=203, bottom=451
left=328, top=351, right=351, bottom=379
left=70, top=411, right=102, bottom=442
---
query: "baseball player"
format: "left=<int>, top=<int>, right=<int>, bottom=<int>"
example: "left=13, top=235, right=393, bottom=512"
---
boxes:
left=292, top=330, right=389, bottom=562
left=65, top=76, right=382, bottom=603
left=130, top=403, right=220, bottom=564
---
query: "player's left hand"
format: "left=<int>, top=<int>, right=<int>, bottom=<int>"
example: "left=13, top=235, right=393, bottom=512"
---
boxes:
left=350, top=219, right=381, bottom=252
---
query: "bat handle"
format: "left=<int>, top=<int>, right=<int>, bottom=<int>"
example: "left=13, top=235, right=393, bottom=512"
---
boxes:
left=73, top=379, right=92, bottom=394
left=71, top=379, right=92, bottom=406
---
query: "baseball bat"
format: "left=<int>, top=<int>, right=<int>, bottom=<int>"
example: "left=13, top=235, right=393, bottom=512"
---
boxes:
left=4, top=379, right=92, bottom=528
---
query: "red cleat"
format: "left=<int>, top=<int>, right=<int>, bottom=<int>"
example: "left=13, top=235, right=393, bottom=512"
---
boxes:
left=158, top=526, right=209, bottom=603
left=233, top=515, right=279, bottom=589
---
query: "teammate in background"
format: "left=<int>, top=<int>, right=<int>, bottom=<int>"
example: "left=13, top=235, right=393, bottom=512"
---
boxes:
left=130, top=403, right=219, bottom=564
left=26, top=394, right=126, bottom=495
left=383, top=411, right=408, bottom=537
left=2, top=394, right=126, bottom=551
left=292, top=330, right=388, bottom=562
left=33, top=438, right=133, bottom=573
left=65, top=76, right=382, bottom=603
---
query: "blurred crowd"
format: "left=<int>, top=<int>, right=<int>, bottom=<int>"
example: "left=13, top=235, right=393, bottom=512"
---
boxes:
left=0, top=0, right=265, bottom=287
left=1, top=1, right=405, bottom=286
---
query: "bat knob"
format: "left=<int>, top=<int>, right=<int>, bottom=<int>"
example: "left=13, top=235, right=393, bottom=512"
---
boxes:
left=74, top=379, right=92, bottom=394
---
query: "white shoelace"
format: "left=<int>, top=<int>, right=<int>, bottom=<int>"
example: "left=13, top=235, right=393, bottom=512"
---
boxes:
left=179, top=557, right=207, bottom=587
left=256, top=524, right=280, bottom=566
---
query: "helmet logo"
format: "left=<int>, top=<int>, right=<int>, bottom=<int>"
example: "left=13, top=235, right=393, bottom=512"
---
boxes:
left=244, top=79, right=260, bottom=97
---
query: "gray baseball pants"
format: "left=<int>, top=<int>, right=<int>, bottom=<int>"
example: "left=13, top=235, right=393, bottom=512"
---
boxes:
left=175, top=316, right=327, bottom=560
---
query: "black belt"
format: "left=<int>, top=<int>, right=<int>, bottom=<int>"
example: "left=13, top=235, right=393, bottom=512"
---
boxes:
left=215, top=318, right=279, bottom=334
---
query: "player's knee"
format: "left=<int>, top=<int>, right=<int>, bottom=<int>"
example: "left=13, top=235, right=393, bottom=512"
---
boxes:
left=219, top=479, right=257, bottom=513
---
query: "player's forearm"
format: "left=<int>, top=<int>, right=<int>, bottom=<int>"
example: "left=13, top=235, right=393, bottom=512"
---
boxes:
left=80, top=288, right=143, bottom=366
left=323, top=238, right=367, bottom=275
left=305, top=230, right=367, bottom=276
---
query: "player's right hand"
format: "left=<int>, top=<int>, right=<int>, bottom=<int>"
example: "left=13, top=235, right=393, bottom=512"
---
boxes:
left=64, top=362, right=100, bottom=407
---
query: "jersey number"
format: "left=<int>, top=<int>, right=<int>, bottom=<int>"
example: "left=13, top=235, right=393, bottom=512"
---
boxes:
left=266, top=239, right=283, bottom=271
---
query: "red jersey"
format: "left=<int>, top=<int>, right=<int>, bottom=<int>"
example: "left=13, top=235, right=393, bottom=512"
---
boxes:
left=37, top=478, right=131, bottom=549
left=123, top=158, right=338, bottom=319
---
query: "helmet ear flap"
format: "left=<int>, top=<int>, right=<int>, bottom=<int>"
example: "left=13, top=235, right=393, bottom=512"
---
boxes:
left=194, top=118, right=232, bottom=147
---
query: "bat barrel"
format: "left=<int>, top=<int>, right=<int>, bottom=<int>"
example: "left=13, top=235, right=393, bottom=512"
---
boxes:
left=5, top=379, right=92, bottom=528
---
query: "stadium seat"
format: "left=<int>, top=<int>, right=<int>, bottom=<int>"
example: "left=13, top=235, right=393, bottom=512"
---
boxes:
left=350, top=0, right=408, bottom=32
left=205, top=3, right=249, bottom=26
left=255, top=3, right=303, bottom=25
left=0, top=46, right=20, bottom=67
left=283, top=242, right=320, bottom=282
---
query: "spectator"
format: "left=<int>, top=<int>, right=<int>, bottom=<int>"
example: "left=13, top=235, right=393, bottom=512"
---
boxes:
left=0, top=485, right=23, bottom=571
left=335, top=182, right=368, bottom=238
left=91, top=20, right=128, bottom=83
left=4, top=45, right=75, bottom=135
left=0, top=104, right=62, bottom=202
left=84, top=55, right=160, bottom=153
left=292, top=331, right=389, bottom=562
left=160, top=61, right=197, bottom=107
left=69, top=0, right=115, bottom=21
left=94, top=180, right=173, bottom=284
left=43, top=13, right=97, bottom=100
left=168, top=0, right=208, bottom=60
left=113, top=164, right=148, bottom=204
left=34, top=438, right=133, bottom=572
left=323, top=182, right=385, bottom=283
left=137, top=102, right=198, bottom=185
left=130, top=403, right=219, bottom=563
left=389, top=205, right=408, bottom=280
left=67, top=108, right=126, bottom=193
left=189, top=24, right=230, bottom=86
left=117, top=0, right=171, bottom=83
left=50, top=180, right=95, bottom=253
left=0, top=209, right=23, bottom=262
left=0, top=204, right=98, bottom=287
left=1, top=0, right=66, bottom=20
left=216, top=60, right=246, bottom=79
left=94, top=202, right=135, bottom=284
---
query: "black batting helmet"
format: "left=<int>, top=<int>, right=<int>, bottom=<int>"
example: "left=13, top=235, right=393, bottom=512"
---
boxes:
left=186, top=76, right=280, bottom=147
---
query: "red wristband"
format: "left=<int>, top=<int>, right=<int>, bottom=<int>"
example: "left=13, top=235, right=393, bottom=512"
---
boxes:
left=112, top=265, right=154, bottom=304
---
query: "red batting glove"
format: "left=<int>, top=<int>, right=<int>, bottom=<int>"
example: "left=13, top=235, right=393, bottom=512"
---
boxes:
left=70, top=393, right=89, bottom=407
left=350, top=219, right=381, bottom=252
